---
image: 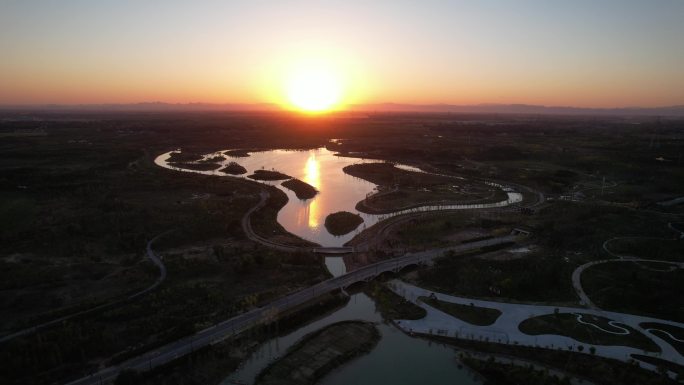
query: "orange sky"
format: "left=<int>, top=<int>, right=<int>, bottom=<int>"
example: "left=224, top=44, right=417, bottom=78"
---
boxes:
left=1, top=1, right=683, bottom=108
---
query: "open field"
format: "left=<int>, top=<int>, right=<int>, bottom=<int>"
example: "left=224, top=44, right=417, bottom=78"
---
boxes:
left=581, top=262, right=684, bottom=322
left=607, top=238, right=684, bottom=262
left=411, top=250, right=577, bottom=304
left=366, top=282, right=427, bottom=321
left=519, top=313, right=660, bottom=352
left=344, top=162, right=507, bottom=214
left=420, top=297, right=501, bottom=326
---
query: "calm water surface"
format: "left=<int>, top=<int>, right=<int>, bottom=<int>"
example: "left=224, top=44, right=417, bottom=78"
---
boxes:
left=155, top=147, right=521, bottom=248
left=154, top=148, right=504, bottom=384
left=156, top=148, right=380, bottom=247
left=222, top=293, right=481, bottom=385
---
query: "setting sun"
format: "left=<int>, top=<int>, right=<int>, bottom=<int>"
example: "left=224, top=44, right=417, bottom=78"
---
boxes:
left=286, top=66, right=343, bottom=112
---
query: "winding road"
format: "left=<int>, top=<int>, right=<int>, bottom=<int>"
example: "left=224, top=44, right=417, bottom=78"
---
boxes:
left=0, top=231, right=171, bottom=344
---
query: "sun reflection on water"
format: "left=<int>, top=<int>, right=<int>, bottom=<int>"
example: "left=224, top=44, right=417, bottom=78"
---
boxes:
left=304, top=151, right=320, bottom=189
left=304, top=151, right=321, bottom=229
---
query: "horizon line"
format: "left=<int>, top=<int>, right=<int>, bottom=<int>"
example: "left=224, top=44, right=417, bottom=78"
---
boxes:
left=1, top=101, right=683, bottom=116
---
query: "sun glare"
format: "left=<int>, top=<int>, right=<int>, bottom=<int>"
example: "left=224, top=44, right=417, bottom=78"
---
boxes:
left=286, top=66, right=342, bottom=113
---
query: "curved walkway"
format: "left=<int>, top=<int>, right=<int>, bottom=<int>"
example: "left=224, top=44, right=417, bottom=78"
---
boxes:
left=241, top=190, right=312, bottom=252
left=646, top=329, right=684, bottom=343
left=565, top=223, right=684, bottom=377
left=575, top=313, right=629, bottom=335
left=240, top=190, right=355, bottom=254
left=572, top=258, right=684, bottom=311
left=390, top=280, right=684, bottom=379
left=601, top=236, right=677, bottom=259
left=0, top=231, right=171, bottom=344
left=573, top=222, right=684, bottom=310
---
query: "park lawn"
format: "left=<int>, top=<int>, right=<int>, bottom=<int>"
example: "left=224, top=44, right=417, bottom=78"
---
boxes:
left=519, top=313, right=659, bottom=352
left=420, top=297, right=501, bottom=326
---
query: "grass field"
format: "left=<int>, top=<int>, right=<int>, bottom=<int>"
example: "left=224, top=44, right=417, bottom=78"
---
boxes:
left=420, top=297, right=502, bottom=326
left=519, top=313, right=660, bottom=352
left=581, top=262, right=684, bottom=322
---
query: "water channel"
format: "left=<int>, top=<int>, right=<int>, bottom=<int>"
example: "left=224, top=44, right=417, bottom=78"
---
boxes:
left=154, top=147, right=521, bottom=249
left=154, top=147, right=522, bottom=384
left=221, top=292, right=482, bottom=385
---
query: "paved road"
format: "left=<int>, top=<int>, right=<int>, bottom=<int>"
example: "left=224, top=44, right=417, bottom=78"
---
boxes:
left=570, top=257, right=684, bottom=310
left=241, top=190, right=310, bottom=252
left=241, top=191, right=354, bottom=254
left=572, top=224, right=684, bottom=308
left=65, top=235, right=517, bottom=385
left=0, top=231, right=171, bottom=344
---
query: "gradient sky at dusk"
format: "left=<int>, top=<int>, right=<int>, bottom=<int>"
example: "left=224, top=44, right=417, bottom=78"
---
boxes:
left=1, top=0, right=683, bottom=107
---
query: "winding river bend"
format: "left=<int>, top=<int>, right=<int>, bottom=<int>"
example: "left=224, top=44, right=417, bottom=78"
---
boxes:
left=153, top=147, right=526, bottom=384
left=154, top=147, right=522, bottom=249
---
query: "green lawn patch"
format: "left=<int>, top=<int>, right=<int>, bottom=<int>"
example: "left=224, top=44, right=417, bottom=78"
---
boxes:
left=366, top=283, right=426, bottom=320
left=519, top=313, right=659, bottom=352
left=609, top=238, right=684, bottom=262
left=581, top=262, right=684, bottom=322
left=641, top=322, right=684, bottom=356
left=631, top=354, right=684, bottom=378
left=420, top=297, right=501, bottom=326
left=416, top=252, right=576, bottom=303
left=462, top=356, right=574, bottom=385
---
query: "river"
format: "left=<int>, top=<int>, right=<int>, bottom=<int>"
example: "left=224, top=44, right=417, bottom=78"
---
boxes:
left=154, top=147, right=522, bottom=249
left=221, top=292, right=482, bottom=385
left=154, top=147, right=522, bottom=384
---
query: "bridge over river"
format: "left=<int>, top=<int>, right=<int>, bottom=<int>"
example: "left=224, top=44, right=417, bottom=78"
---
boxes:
left=66, top=234, right=517, bottom=385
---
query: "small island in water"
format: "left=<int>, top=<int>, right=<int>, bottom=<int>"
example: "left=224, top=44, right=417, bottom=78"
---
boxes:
left=224, top=149, right=251, bottom=157
left=248, top=169, right=291, bottom=181
left=282, top=178, right=318, bottom=200
left=255, top=321, right=379, bottom=385
left=220, top=161, right=247, bottom=175
left=324, top=211, right=364, bottom=236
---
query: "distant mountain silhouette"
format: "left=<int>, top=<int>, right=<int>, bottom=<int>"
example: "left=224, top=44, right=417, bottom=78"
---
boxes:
left=2, top=102, right=684, bottom=116
left=347, top=103, right=684, bottom=116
